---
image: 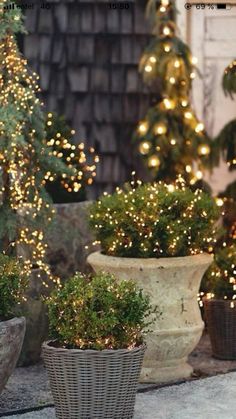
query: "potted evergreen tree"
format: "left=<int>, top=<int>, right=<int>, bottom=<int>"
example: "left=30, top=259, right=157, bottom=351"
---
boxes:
left=42, top=272, right=155, bottom=419
left=203, top=245, right=236, bottom=359
left=87, top=179, right=220, bottom=383
left=0, top=1, right=98, bottom=365
left=0, top=254, right=26, bottom=394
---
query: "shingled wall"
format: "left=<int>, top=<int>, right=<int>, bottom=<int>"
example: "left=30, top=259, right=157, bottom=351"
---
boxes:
left=23, top=0, right=157, bottom=197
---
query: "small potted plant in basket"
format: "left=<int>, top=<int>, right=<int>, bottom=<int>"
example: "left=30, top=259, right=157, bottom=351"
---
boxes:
left=87, top=178, right=220, bottom=383
left=42, top=272, right=155, bottom=419
left=0, top=254, right=27, bottom=394
left=203, top=244, right=236, bottom=359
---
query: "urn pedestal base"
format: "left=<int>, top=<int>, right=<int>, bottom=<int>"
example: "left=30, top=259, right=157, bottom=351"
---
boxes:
left=140, top=358, right=193, bottom=383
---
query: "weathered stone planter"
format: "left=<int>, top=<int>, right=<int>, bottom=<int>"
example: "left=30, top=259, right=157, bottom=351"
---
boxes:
left=46, top=201, right=97, bottom=279
left=0, top=317, right=26, bottom=394
left=87, top=251, right=212, bottom=383
left=18, top=269, right=51, bottom=366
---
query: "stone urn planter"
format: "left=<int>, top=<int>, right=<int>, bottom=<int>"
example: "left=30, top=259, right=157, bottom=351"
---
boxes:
left=42, top=342, right=145, bottom=419
left=87, top=251, right=213, bottom=383
left=0, top=317, right=26, bottom=394
left=18, top=269, right=51, bottom=366
left=46, top=201, right=97, bottom=279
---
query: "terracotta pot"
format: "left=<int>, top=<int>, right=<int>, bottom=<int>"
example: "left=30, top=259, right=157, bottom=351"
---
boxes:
left=0, top=317, right=26, bottom=394
left=87, top=251, right=212, bottom=383
left=42, top=341, right=145, bottom=419
left=204, top=299, right=236, bottom=360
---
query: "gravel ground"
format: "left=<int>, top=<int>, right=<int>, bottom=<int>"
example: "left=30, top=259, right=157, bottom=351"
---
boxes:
left=2, top=372, right=236, bottom=419
left=1, top=333, right=236, bottom=416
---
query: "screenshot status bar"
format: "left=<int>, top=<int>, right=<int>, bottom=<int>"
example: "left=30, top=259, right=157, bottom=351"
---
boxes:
left=185, top=3, right=234, bottom=9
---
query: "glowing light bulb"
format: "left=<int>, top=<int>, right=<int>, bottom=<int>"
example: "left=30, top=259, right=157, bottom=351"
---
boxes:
left=138, top=121, right=148, bottom=135
left=160, top=6, right=166, bottom=12
left=185, top=165, right=192, bottom=173
left=170, top=139, right=176, bottom=145
left=190, top=72, right=196, bottom=79
left=148, top=155, right=160, bottom=168
left=167, top=184, right=175, bottom=192
left=139, top=142, right=151, bottom=155
left=150, top=56, right=157, bottom=63
left=181, top=99, right=188, bottom=107
left=215, top=197, right=224, bottom=207
left=163, top=26, right=171, bottom=36
left=195, top=123, right=204, bottom=133
left=164, top=43, right=171, bottom=52
left=192, top=56, right=198, bottom=65
left=174, top=60, right=180, bottom=68
left=169, top=77, right=176, bottom=84
left=161, top=0, right=169, bottom=6
left=163, top=98, right=175, bottom=110
left=145, top=65, right=152, bottom=73
left=196, top=170, right=203, bottom=180
left=197, top=144, right=210, bottom=156
left=184, top=111, right=193, bottom=119
left=155, top=123, right=167, bottom=135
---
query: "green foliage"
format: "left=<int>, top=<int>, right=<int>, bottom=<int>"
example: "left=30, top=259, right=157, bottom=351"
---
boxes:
left=133, top=104, right=211, bottom=182
left=0, top=253, right=27, bottom=320
left=213, top=119, right=236, bottom=170
left=134, top=0, right=212, bottom=183
left=0, top=3, right=97, bottom=270
left=89, top=181, right=220, bottom=258
left=222, top=59, right=236, bottom=98
left=47, top=272, right=156, bottom=350
left=202, top=245, right=236, bottom=300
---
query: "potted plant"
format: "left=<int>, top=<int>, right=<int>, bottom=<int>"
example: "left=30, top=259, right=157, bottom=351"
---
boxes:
left=203, top=244, right=236, bottom=359
left=0, top=254, right=26, bottom=394
left=42, top=272, right=154, bottom=419
left=87, top=180, right=220, bottom=383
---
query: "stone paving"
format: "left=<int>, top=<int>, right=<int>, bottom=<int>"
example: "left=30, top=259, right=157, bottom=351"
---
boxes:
left=2, top=372, right=236, bottom=419
left=1, top=333, right=236, bottom=418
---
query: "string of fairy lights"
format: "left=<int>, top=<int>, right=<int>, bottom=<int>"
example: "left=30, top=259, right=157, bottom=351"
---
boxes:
left=44, top=113, right=99, bottom=194
left=135, top=0, right=211, bottom=183
left=0, top=1, right=98, bottom=282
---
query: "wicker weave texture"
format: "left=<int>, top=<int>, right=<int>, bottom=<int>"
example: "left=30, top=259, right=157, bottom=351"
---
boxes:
left=204, top=299, right=236, bottom=360
left=42, top=342, right=145, bottom=419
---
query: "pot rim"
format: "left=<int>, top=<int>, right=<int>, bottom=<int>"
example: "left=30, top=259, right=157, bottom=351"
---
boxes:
left=204, top=299, right=236, bottom=304
left=0, top=317, right=25, bottom=327
left=42, top=340, right=146, bottom=355
left=87, top=250, right=213, bottom=268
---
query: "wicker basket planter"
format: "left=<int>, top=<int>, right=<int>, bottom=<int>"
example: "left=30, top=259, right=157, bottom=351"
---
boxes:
left=42, top=341, right=146, bottom=419
left=88, top=251, right=212, bottom=383
left=0, top=317, right=26, bottom=394
left=204, top=299, right=236, bottom=360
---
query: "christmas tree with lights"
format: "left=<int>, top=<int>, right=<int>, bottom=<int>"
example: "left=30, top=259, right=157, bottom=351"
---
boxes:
left=0, top=0, right=98, bottom=275
left=134, top=0, right=212, bottom=185
left=215, top=59, right=236, bottom=243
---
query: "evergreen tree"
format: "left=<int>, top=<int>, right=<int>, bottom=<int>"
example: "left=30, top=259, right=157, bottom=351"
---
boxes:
left=215, top=59, right=236, bottom=243
left=0, top=0, right=98, bottom=276
left=133, top=0, right=211, bottom=185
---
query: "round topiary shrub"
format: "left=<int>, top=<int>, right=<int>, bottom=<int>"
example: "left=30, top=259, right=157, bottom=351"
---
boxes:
left=47, top=272, right=156, bottom=350
left=89, top=180, right=220, bottom=258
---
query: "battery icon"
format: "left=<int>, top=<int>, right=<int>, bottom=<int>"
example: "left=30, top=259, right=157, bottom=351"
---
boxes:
left=217, top=3, right=231, bottom=9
